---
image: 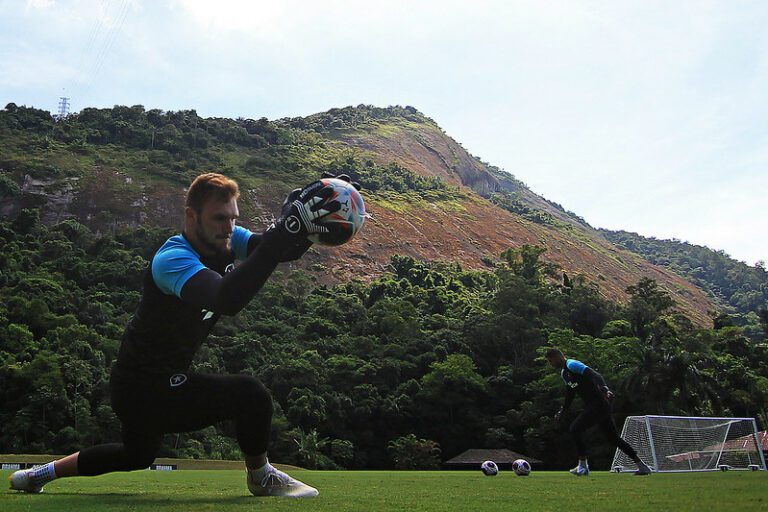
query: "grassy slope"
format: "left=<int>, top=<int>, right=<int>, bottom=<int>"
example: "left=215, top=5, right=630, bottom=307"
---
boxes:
left=331, top=120, right=715, bottom=325
left=3, top=470, right=766, bottom=512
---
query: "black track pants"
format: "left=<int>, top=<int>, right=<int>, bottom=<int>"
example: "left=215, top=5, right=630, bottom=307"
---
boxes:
left=78, top=370, right=273, bottom=476
left=569, top=401, right=637, bottom=460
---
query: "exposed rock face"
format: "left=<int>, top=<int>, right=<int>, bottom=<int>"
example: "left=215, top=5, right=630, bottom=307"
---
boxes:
left=2, top=168, right=184, bottom=233
left=9, top=174, right=79, bottom=223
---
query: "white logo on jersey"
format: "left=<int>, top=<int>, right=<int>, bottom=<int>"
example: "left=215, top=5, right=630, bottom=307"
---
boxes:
left=199, top=264, right=234, bottom=320
left=562, top=369, right=579, bottom=388
left=170, top=373, right=187, bottom=387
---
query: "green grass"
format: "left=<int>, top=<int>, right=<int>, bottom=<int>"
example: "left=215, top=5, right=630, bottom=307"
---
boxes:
left=3, top=470, right=766, bottom=512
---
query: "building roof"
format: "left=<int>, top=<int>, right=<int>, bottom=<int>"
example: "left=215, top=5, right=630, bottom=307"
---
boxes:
left=711, top=430, right=768, bottom=452
left=445, top=448, right=543, bottom=465
left=668, top=430, right=768, bottom=462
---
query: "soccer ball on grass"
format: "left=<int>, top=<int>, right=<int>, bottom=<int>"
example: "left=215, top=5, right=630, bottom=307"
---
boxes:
left=512, top=459, right=531, bottom=476
left=480, top=460, right=499, bottom=476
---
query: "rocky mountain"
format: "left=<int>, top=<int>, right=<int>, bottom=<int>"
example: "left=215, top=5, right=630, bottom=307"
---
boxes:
left=0, top=103, right=715, bottom=324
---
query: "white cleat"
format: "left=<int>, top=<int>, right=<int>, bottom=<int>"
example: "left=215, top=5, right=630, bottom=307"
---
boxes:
left=247, top=466, right=319, bottom=498
left=569, top=466, right=589, bottom=476
left=9, top=469, right=44, bottom=493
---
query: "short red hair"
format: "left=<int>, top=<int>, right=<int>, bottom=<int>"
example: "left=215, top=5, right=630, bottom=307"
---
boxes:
left=186, top=173, right=240, bottom=212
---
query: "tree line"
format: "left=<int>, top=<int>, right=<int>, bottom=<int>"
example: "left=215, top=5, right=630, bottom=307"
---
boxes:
left=602, top=229, right=768, bottom=320
left=1, top=213, right=766, bottom=470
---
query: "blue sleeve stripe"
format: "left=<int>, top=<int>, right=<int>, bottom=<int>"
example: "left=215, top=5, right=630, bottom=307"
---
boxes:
left=231, top=225, right=253, bottom=261
left=566, top=359, right=588, bottom=375
left=152, top=237, right=206, bottom=297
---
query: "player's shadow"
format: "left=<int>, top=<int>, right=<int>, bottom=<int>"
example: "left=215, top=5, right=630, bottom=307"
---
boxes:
left=45, top=492, right=263, bottom=505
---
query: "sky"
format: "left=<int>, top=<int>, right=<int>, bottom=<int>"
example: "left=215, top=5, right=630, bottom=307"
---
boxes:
left=1, top=0, right=766, bottom=265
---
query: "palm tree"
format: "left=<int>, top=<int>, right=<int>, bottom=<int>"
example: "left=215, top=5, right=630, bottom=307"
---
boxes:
left=294, top=429, right=329, bottom=469
left=619, top=340, right=721, bottom=415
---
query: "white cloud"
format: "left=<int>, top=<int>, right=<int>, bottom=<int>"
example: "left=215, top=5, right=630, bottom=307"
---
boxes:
left=168, top=0, right=309, bottom=39
left=26, top=0, right=55, bottom=9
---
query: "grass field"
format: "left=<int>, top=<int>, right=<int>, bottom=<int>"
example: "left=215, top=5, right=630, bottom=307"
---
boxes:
left=3, top=469, right=766, bottom=512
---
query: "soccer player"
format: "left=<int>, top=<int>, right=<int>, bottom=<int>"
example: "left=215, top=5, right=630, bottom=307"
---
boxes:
left=545, top=347, right=652, bottom=476
left=9, top=172, right=349, bottom=497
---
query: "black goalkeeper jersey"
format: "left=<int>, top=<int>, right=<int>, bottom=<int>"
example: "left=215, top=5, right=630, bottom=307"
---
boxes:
left=114, top=234, right=240, bottom=378
left=561, top=359, right=610, bottom=407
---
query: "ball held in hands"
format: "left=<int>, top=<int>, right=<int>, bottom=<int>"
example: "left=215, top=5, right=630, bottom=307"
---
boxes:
left=305, top=177, right=366, bottom=247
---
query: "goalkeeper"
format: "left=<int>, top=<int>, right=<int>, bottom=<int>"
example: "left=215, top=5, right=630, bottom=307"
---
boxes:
left=10, top=172, right=354, bottom=497
left=546, top=347, right=652, bottom=476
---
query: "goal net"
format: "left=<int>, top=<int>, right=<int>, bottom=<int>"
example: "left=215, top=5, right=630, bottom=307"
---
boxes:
left=612, top=416, right=766, bottom=472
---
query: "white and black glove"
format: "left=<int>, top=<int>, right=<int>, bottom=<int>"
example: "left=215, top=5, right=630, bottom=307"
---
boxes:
left=274, top=180, right=341, bottom=238
left=261, top=180, right=340, bottom=262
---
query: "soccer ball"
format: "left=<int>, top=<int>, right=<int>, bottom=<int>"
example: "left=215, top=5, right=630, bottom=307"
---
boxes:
left=512, top=459, right=531, bottom=476
left=480, top=460, right=499, bottom=476
left=308, top=178, right=366, bottom=246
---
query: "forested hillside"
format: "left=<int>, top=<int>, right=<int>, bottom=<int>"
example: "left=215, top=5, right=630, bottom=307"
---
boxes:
left=1, top=216, right=766, bottom=469
left=1, top=103, right=767, bottom=469
left=0, top=103, right=716, bottom=324
left=602, top=230, right=768, bottom=334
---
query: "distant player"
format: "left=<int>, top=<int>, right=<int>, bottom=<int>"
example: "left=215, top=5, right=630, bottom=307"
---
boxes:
left=10, top=172, right=350, bottom=497
left=546, top=347, right=652, bottom=476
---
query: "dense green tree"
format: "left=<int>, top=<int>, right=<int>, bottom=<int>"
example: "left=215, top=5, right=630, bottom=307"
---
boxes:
left=602, top=229, right=768, bottom=318
left=387, top=434, right=441, bottom=470
left=293, top=429, right=334, bottom=470
left=624, top=277, right=675, bottom=339
left=0, top=212, right=765, bottom=468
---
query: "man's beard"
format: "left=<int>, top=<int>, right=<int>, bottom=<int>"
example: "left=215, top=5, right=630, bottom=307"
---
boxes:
left=196, top=221, right=231, bottom=256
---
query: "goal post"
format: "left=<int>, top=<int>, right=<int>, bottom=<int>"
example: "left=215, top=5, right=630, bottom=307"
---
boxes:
left=612, top=415, right=767, bottom=473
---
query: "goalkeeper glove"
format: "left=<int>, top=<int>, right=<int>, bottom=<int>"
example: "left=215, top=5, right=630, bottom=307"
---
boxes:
left=275, top=180, right=341, bottom=237
left=261, top=180, right=340, bottom=262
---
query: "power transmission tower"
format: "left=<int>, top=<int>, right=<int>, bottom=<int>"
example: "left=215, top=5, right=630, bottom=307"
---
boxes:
left=55, top=97, right=70, bottom=120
